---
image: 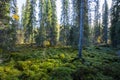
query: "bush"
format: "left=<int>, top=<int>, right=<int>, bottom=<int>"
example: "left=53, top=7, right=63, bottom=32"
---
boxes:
left=59, top=53, right=65, bottom=59
left=43, top=41, right=50, bottom=47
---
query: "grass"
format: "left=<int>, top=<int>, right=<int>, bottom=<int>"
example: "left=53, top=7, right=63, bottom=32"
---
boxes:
left=0, top=46, right=120, bottom=80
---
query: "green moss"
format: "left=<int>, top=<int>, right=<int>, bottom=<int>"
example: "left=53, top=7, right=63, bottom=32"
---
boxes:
left=72, top=66, right=98, bottom=80
left=0, top=47, right=120, bottom=80
left=50, top=67, right=73, bottom=80
left=0, top=66, right=21, bottom=80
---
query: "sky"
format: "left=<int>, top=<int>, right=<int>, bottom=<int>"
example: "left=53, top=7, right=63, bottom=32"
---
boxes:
left=17, top=0, right=112, bottom=23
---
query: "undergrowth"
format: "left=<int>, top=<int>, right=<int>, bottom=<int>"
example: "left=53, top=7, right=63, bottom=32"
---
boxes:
left=0, top=46, right=120, bottom=80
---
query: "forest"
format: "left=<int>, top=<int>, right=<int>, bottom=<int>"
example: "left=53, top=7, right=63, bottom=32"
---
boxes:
left=0, top=0, right=120, bottom=80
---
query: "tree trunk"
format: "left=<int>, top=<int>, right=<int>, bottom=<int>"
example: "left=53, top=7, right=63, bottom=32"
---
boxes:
left=78, top=0, right=84, bottom=58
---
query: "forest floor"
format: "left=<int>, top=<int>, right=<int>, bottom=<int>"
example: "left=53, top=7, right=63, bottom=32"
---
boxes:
left=0, top=45, right=120, bottom=80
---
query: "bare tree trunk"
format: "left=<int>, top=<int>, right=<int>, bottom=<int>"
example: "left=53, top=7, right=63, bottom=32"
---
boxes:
left=78, top=0, right=84, bottom=58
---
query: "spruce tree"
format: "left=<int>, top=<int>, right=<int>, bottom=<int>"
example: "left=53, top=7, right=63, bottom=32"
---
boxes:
left=35, top=0, right=47, bottom=46
left=27, top=0, right=36, bottom=44
left=102, top=0, right=108, bottom=44
left=0, top=0, right=10, bottom=50
left=70, top=0, right=80, bottom=46
left=50, top=0, right=58, bottom=46
left=70, top=0, right=89, bottom=47
left=22, top=0, right=31, bottom=43
left=60, top=0, right=70, bottom=45
left=111, top=0, right=120, bottom=47
left=94, top=0, right=101, bottom=44
left=45, top=0, right=52, bottom=42
left=10, top=0, right=18, bottom=46
left=78, top=0, right=84, bottom=58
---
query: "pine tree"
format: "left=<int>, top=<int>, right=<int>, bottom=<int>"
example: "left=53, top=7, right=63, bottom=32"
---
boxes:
left=27, top=0, right=36, bottom=44
left=0, top=0, right=10, bottom=50
left=50, top=0, right=58, bottom=46
left=83, top=0, right=89, bottom=46
left=78, top=0, right=84, bottom=58
left=94, top=0, right=101, bottom=44
left=111, top=0, right=120, bottom=47
left=35, top=0, right=46, bottom=46
left=70, top=0, right=89, bottom=47
left=0, top=0, right=10, bottom=20
left=45, top=0, right=52, bottom=42
left=102, top=0, right=108, bottom=44
left=10, top=0, right=18, bottom=45
left=70, top=0, right=80, bottom=46
left=60, top=0, right=70, bottom=45
left=22, top=0, right=31, bottom=43
left=36, top=0, right=58, bottom=46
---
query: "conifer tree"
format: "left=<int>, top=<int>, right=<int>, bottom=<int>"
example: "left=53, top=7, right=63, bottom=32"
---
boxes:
left=94, top=0, right=101, bottom=44
left=60, top=0, right=70, bottom=45
left=35, top=0, right=47, bottom=46
left=78, top=0, right=84, bottom=58
left=10, top=0, right=18, bottom=45
left=45, top=0, right=52, bottom=42
left=0, top=0, right=10, bottom=50
left=27, top=0, right=36, bottom=44
left=102, top=0, right=108, bottom=44
left=22, top=0, right=31, bottom=43
left=70, top=0, right=89, bottom=47
left=50, top=0, right=58, bottom=46
left=70, top=0, right=80, bottom=46
left=111, top=0, right=120, bottom=47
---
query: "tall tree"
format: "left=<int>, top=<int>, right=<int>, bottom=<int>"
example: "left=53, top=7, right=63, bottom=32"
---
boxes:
left=70, top=0, right=80, bottom=46
left=50, top=0, right=58, bottom=46
left=102, top=0, right=108, bottom=44
left=45, top=0, right=52, bottom=43
left=60, top=0, right=70, bottom=45
left=10, top=0, right=19, bottom=45
left=22, top=0, right=31, bottom=43
left=78, top=0, right=84, bottom=58
left=27, top=0, right=36, bottom=44
left=110, top=0, right=120, bottom=47
left=94, top=0, right=101, bottom=44
left=70, top=0, right=89, bottom=47
left=36, top=0, right=58, bottom=46
left=83, top=0, right=89, bottom=46
left=35, top=0, right=47, bottom=46
left=0, top=0, right=10, bottom=50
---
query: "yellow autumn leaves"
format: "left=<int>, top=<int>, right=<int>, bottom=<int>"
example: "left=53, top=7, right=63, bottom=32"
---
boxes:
left=12, top=14, right=19, bottom=21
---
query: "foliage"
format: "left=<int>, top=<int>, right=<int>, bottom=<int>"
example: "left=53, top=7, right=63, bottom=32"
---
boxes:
left=110, top=0, right=120, bottom=47
left=102, top=0, right=108, bottom=44
left=60, top=0, right=70, bottom=45
left=43, top=41, right=50, bottom=47
left=12, top=14, right=19, bottom=21
left=0, top=46, right=120, bottom=80
left=50, top=67, right=73, bottom=80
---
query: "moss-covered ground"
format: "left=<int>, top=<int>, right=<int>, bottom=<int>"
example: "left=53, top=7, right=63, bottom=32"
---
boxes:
left=0, top=46, right=120, bottom=80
